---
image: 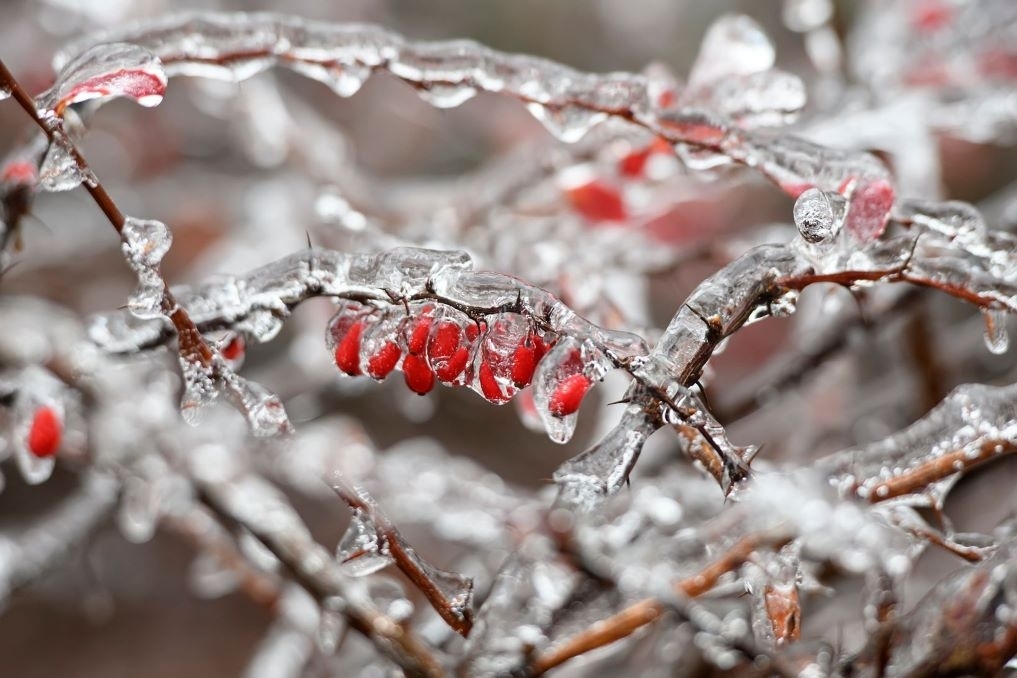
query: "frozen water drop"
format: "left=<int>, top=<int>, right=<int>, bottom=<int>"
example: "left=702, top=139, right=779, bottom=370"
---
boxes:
left=417, top=83, right=478, bottom=108
left=983, top=309, right=1009, bottom=355
left=287, top=61, right=370, bottom=98
left=180, top=357, right=217, bottom=426
left=122, top=217, right=172, bottom=268
left=793, top=188, right=844, bottom=244
left=117, top=477, right=159, bottom=543
left=336, top=509, right=393, bottom=577
left=526, top=102, right=607, bottom=143
left=38, top=143, right=87, bottom=192
left=689, top=14, right=775, bottom=88
left=0, top=85, right=10, bottom=101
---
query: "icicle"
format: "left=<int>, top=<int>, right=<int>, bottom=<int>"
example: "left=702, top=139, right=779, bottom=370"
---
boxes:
left=335, top=509, right=393, bottom=577
left=117, top=476, right=159, bottom=543
left=365, top=577, right=415, bottom=622
left=526, top=102, right=607, bottom=143
left=121, top=217, right=172, bottom=320
left=983, top=309, right=1010, bottom=355
left=286, top=61, right=370, bottom=98
left=38, top=42, right=167, bottom=115
left=532, top=337, right=591, bottom=444
left=417, top=84, right=478, bottom=108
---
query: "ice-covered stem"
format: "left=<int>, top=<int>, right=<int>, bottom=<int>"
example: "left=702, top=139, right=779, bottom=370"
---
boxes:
left=162, top=505, right=282, bottom=610
left=844, top=552, right=1017, bottom=677
left=530, top=534, right=788, bottom=675
left=0, top=58, right=214, bottom=370
left=819, top=382, right=1017, bottom=505
left=195, top=474, right=443, bottom=678
left=50, top=11, right=884, bottom=199
left=331, top=477, right=474, bottom=637
left=0, top=472, right=116, bottom=602
left=90, top=246, right=646, bottom=369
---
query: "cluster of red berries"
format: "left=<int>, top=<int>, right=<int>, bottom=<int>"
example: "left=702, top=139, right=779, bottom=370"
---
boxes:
left=328, top=303, right=594, bottom=418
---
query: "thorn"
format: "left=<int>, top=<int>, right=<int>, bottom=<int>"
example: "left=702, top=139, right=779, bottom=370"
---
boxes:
left=305, top=230, right=313, bottom=250
left=694, top=380, right=712, bottom=411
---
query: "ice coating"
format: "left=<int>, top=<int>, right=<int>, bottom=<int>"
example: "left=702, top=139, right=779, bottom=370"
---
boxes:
left=336, top=509, right=393, bottom=577
left=121, top=217, right=172, bottom=320
left=819, top=382, right=1017, bottom=506
left=37, top=42, right=167, bottom=115
left=41, top=11, right=870, bottom=198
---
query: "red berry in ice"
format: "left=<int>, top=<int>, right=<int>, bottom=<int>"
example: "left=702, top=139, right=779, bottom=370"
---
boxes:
left=548, top=374, right=592, bottom=417
left=367, top=341, right=401, bottom=379
left=403, top=353, right=435, bottom=395
left=27, top=406, right=61, bottom=458
left=334, top=321, right=364, bottom=376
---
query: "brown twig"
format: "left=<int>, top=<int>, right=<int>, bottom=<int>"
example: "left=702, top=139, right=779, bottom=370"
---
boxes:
left=331, top=480, right=474, bottom=637
left=0, top=58, right=213, bottom=365
left=531, top=535, right=786, bottom=674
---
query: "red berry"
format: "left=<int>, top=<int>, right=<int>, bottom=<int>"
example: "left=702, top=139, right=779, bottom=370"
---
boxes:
left=465, top=321, right=484, bottom=343
left=367, top=341, right=401, bottom=379
left=407, top=315, right=433, bottom=355
left=511, top=336, right=540, bottom=388
left=565, top=179, right=627, bottom=222
left=434, top=346, right=471, bottom=383
left=403, top=353, right=435, bottom=395
left=548, top=374, right=592, bottom=417
left=428, top=322, right=461, bottom=360
left=478, top=361, right=509, bottom=403
left=27, top=406, right=61, bottom=458
left=618, top=145, right=655, bottom=179
left=334, top=321, right=364, bottom=376
left=220, top=334, right=245, bottom=362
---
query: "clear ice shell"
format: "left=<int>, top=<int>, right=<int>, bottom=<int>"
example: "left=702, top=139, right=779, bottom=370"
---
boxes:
left=39, top=42, right=167, bottom=113
left=38, top=143, right=88, bottom=193
left=335, top=509, right=393, bottom=577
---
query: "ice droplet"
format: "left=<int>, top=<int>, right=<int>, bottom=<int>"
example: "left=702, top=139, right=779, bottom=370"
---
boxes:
left=0, top=85, right=10, bottom=101
left=417, top=83, right=478, bottom=108
left=366, top=577, right=415, bottom=622
left=689, top=14, right=775, bottom=88
left=117, top=476, right=159, bottom=543
left=526, top=102, right=607, bottom=143
left=793, top=188, right=844, bottom=244
left=225, top=375, right=292, bottom=437
left=336, top=509, right=393, bottom=577
left=122, top=216, right=172, bottom=268
left=286, top=61, right=370, bottom=98
left=38, top=142, right=88, bottom=192
left=983, top=309, right=1010, bottom=355
left=41, top=42, right=167, bottom=113
left=122, top=217, right=172, bottom=319
left=180, top=357, right=218, bottom=426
